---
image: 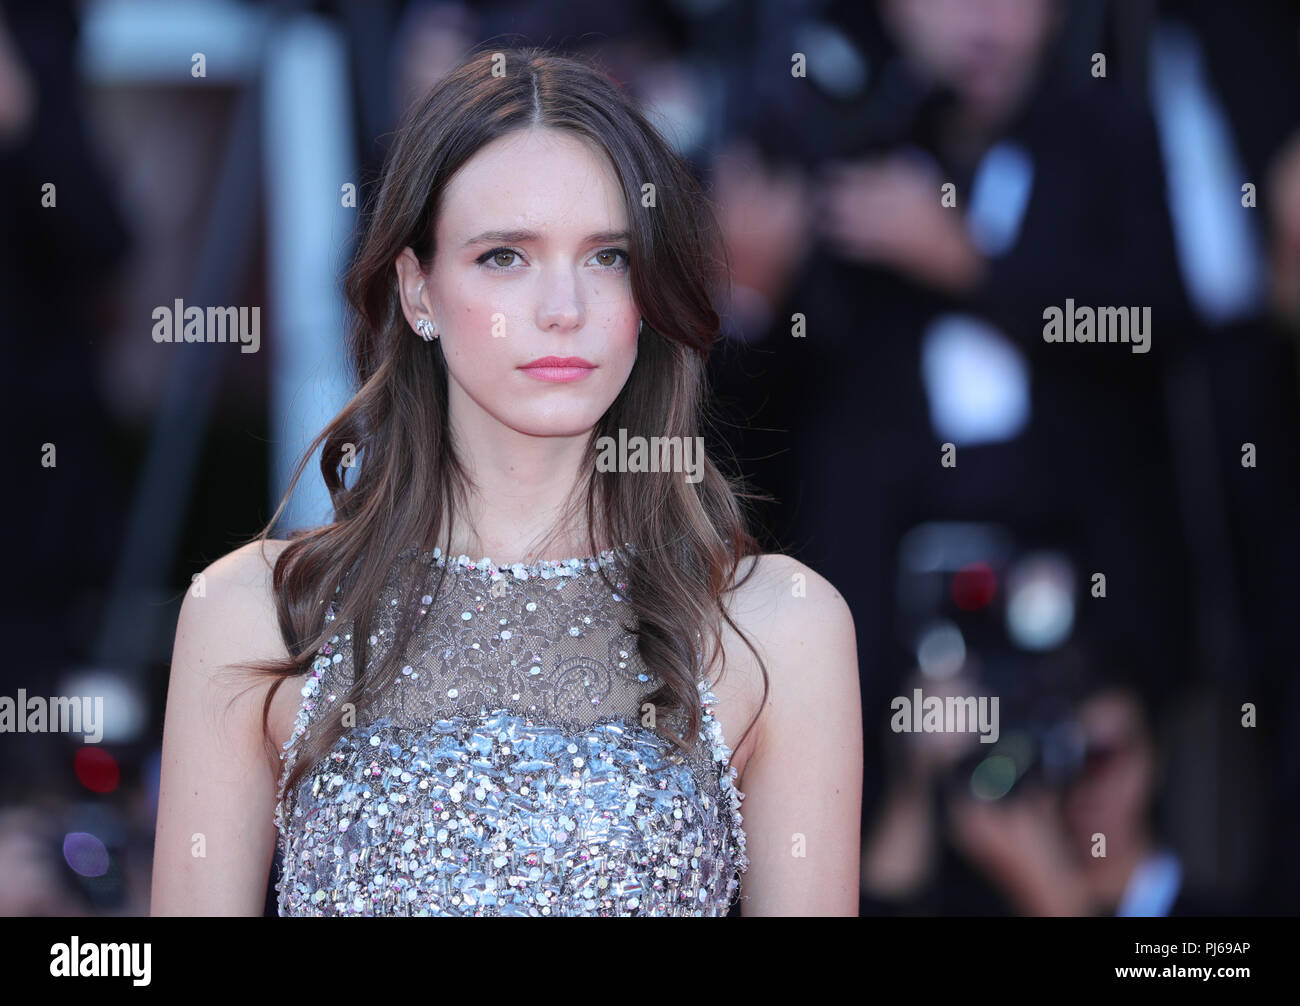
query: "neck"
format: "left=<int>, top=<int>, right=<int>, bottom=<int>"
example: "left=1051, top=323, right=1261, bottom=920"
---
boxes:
left=439, top=394, right=603, bottom=563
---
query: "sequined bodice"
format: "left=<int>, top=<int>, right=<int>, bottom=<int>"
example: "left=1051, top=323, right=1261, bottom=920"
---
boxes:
left=274, top=545, right=748, bottom=916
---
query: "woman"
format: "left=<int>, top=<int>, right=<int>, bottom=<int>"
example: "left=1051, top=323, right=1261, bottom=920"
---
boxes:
left=151, top=47, right=861, bottom=916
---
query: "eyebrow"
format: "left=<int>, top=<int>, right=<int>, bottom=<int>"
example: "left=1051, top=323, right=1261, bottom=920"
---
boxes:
left=461, top=229, right=631, bottom=248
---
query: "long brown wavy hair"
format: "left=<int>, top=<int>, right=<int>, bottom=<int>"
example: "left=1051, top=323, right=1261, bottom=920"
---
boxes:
left=241, top=45, right=771, bottom=801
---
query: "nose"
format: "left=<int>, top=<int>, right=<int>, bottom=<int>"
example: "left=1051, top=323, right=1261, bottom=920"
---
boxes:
left=535, top=264, right=584, bottom=332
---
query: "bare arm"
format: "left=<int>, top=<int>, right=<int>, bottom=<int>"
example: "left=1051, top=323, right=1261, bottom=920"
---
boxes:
left=730, top=555, right=863, bottom=916
left=150, top=539, right=291, bottom=915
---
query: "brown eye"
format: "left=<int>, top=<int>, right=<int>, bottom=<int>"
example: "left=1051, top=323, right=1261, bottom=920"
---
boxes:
left=492, top=250, right=518, bottom=267
left=592, top=248, right=628, bottom=269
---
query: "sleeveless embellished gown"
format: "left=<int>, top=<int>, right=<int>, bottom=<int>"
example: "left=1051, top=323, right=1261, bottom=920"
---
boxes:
left=274, top=544, right=749, bottom=916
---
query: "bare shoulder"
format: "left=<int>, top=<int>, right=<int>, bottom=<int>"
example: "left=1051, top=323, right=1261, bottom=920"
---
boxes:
left=170, top=538, right=296, bottom=740
left=711, top=553, right=859, bottom=771
left=153, top=536, right=296, bottom=914
left=726, top=552, right=851, bottom=621
left=199, top=537, right=293, bottom=598
left=723, top=553, right=856, bottom=663
left=715, top=553, right=863, bottom=914
left=188, top=537, right=292, bottom=642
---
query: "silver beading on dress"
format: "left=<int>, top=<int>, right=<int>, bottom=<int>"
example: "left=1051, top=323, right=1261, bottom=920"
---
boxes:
left=273, top=545, right=749, bottom=916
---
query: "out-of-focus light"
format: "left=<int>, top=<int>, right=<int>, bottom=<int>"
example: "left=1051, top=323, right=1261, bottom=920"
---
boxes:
left=59, top=668, right=147, bottom=744
left=899, top=521, right=1014, bottom=574
left=921, top=313, right=1031, bottom=446
left=1005, top=551, right=1076, bottom=650
left=997, top=730, right=1034, bottom=775
left=916, top=620, right=966, bottom=679
left=80, top=0, right=270, bottom=84
left=74, top=747, right=120, bottom=794
left=966, top=142, right=1035, bottom=257
left=62, top=832, right=110, bottom=878
left=969, top=754, right=1018, bottom=801
left=951, top=561, right=997, bottom=611
left=792, top=21, right=868, bottom=99
left=642, top=67, right=706, bottom=159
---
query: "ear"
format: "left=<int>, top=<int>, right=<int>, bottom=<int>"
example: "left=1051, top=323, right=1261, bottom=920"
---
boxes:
left=395, top=247, right=436, bottom=335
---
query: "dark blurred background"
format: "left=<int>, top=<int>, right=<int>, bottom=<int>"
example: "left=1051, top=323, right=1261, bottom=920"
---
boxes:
left=1, top=0, right=1297, bottom=917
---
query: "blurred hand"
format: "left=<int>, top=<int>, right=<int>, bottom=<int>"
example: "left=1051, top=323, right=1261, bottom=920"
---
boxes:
left=713, top=142, right=813, bottom=320
left=394, top=3, right=475, bottom=117
left=1267, top=129, right=1300, bottom=325
left=814, top=155, right=986, bottom=293
left=0, top=10, right=35, bottom=146
left=892, top=668, right=984, bottom=786
left=0, top=809, right=85, bottom=916
left=947, top=784, right=1089, bottom=915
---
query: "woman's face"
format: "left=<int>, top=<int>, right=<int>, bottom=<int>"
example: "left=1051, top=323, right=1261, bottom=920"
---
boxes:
left=397, top=126, right=639, bottom=443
